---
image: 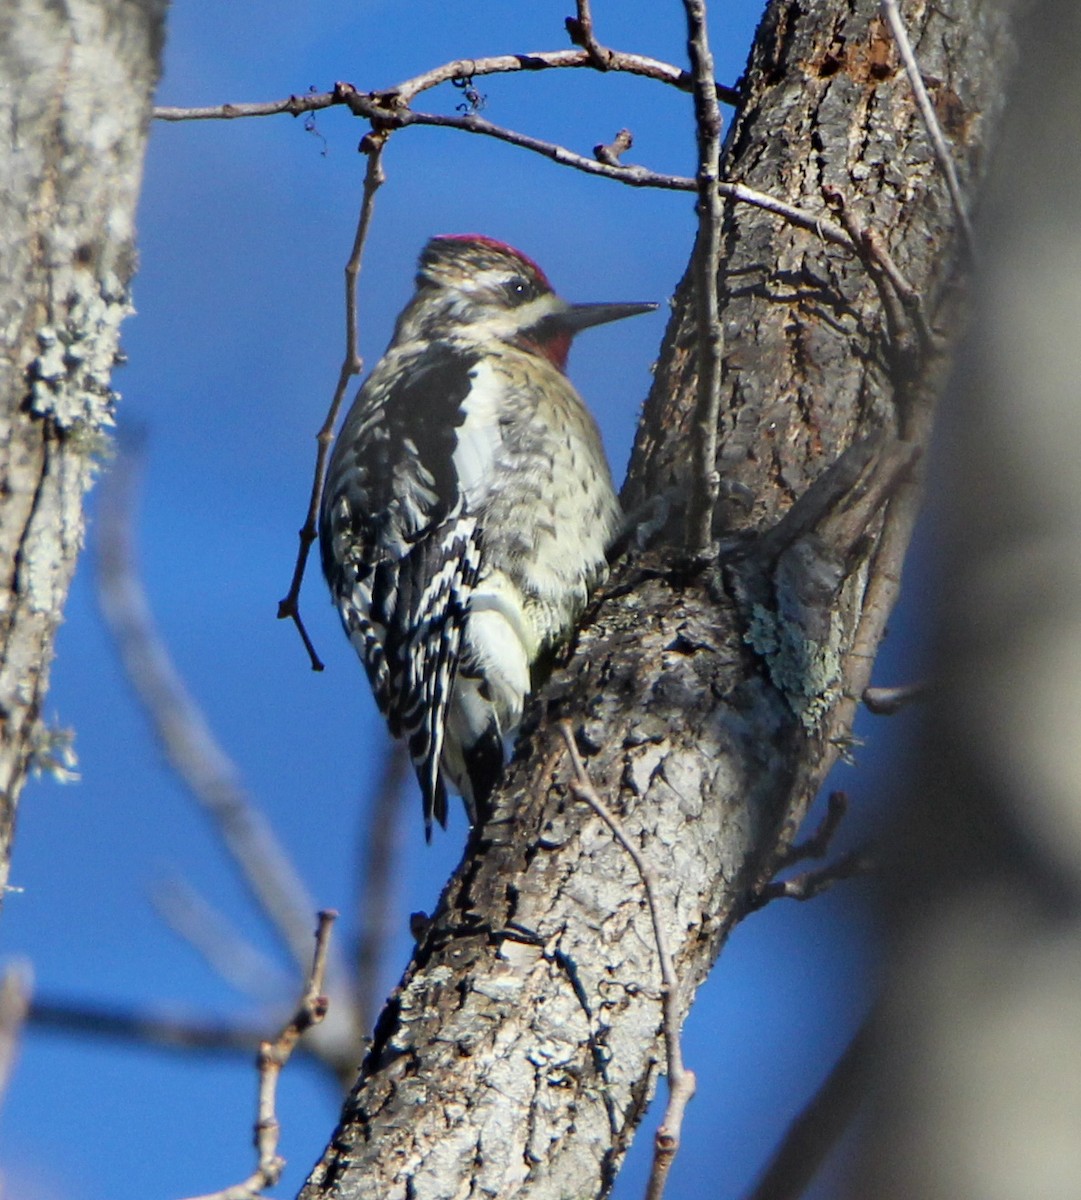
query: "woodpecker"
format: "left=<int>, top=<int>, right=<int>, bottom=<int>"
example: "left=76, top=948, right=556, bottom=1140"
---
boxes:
left=319, top=234, right=655, bottom=836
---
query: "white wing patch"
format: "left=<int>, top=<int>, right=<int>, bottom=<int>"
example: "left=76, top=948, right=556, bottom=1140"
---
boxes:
left=452, top=361, right=506, bottom=507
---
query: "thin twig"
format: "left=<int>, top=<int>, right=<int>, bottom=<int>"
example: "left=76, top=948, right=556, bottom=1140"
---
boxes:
left=880, top=0, right=975, bottom=258
left=832, top=348, right=940, bottom=755
left=559, top=723, right=696, bottom=1200
left=749, top=850, right=874, bottom=912
left=822, top=185, right=936, bottom=359
left=594, top=128, right=634, bottom=167
left=96, top=453, right=326, bottom=976
left=391, top=47, right=741, bottom=105
left=777, top=792, right=848, bottom=869
left=155, top=81, right=869, bottom=260
left=566, top=1, right=614, bottom=69
left=0, top=962, right=31, bottom=1113
left=399, top=105, right=853, bottom=226
left=683, top=0, right=726, bottom=558
left=347, top=91, right=697, bottom=190
left=277, top=138, right=387, bottom=669
left=152, top=50, right=740, bottom=123
left=743, top=1017, right=872, bottom=1200
left=180, top=910, right=337, bottom=1200
left=862, top=680, right=928, bottom=714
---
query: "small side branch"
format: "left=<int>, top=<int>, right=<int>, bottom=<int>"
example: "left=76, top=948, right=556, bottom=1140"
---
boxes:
left=777, top=791, right=848, bottom=870
left=683, top=0, right=726, bottom=559
left=880, top=0, right=975, bottom=258
left=822, top=185, right=935, bottom=359
left=863, top=680, right=927, bottom=714
left=0, top=962, right=31, bottom=1112
left=750, top=850, right=874, bottom=911
left=559, top=724, right=696, bottom=1200
left=277, top=138, right=387, bottom=669
left=180, top=910, right=337, bottom=1200
left=566, top=0, right=615, bottom=69
left=594, top=128, right=635, bottom=167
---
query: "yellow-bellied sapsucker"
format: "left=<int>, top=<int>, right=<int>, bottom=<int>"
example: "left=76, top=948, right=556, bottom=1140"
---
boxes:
left=319, top=234, right=655, bottom=836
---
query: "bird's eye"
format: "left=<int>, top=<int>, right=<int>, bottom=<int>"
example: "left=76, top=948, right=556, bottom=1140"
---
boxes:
left=505, top=276, right=532, bottom=302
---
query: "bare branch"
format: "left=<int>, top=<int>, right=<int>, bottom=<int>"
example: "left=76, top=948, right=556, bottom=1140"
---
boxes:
left=154, top=79, right=876, bottom=266
left=153, top=94, right=333, bottom=122
left=683, top=0, right=726, bottom=558
left=743, top=1017, right=872, bottom=1200
left=152, top=876, right=291, bottom=1001
left=155, top=81, right=858, bottom=249
left=180, top=910, right=337, bottom=1200
left=352, top=743, right=409, bottom=1034
left=880, top=0, right=975, bottom=259
left=594, top=127, right=635, bottom=167
left=862, top=680, right=928, bottom=714
left=346, top=89, right=700, bottom=191
left=565, top=1, right=615, bottom=70
left=751, top=850, right=874, bottom=911
left=96, top=453, right=325, bottom=976
left=559, top=723, right=696, bottom=1200
left=822, top=185, right=936, bottom=358
left=278, top=137, right=387, bottom=669
left=0, top=962, right=31, bottom=1112
left=152, top=49, right=740, bottom=124
left=29, top=997, right=269, bottom=1057
left=777, top=792, right=849, bottom=869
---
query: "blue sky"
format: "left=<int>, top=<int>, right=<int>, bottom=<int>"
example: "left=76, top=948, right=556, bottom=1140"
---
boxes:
left=1, top=4, right=926, bottom=1198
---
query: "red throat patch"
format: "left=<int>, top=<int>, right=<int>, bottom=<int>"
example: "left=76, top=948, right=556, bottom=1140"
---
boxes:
left=532, top=330, right=571, bottom=372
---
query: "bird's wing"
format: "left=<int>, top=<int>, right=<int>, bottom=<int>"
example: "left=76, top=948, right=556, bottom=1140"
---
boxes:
left=320, top=341, right=499, bottom=833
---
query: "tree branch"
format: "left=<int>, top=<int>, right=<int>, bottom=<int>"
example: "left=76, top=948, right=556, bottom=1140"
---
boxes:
left=862, top=680, right=927, bottom=714
left=0, top=962, right=31, bottom=1111
left=180, top=911, right=337, bottom=1200
left=683, top=0, right=726, bottom=558
left=750, top=850, right=875, bottom=911
left=29, top=997, right=270, bottom=1058
left=565, top=0, right=615, bottom=70
left=152, top=48, right=740, bottom=124
left=151, top=876, right=292, bottom=1001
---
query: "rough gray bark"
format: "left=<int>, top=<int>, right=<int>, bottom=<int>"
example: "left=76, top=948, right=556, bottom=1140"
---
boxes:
left=854, top=1, right=1081, bottom=1196
left=301, top=2, right=1016, bottom=1197
left=0, top=0, right=166, bottom=902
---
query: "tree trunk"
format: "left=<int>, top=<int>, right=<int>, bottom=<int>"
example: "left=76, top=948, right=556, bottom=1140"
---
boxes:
left=0, top=0, right=166, bottom=902
left=302, top=1, right=1017, bottom=1197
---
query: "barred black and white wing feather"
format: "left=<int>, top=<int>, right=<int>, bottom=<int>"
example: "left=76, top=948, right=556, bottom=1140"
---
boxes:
left=320, top=342, right=484, bottom=835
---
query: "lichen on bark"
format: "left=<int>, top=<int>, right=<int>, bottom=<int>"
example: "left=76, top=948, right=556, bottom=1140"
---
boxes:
left=0, top=0, right=166, bottom=901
